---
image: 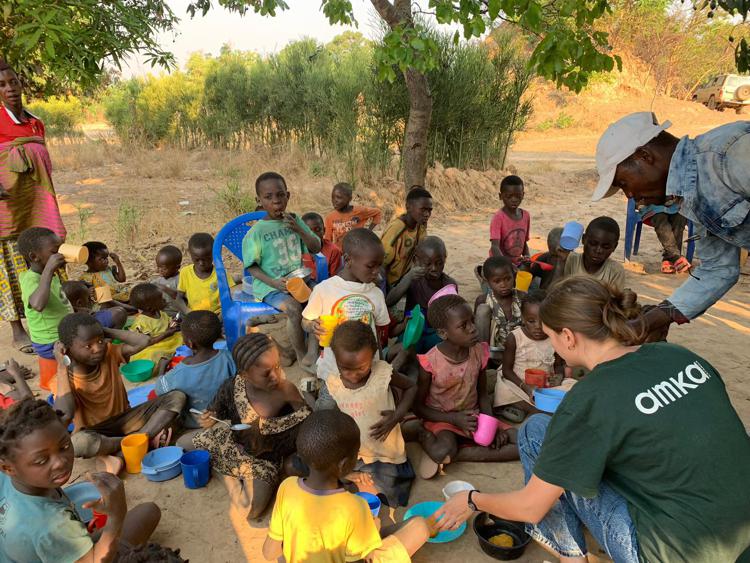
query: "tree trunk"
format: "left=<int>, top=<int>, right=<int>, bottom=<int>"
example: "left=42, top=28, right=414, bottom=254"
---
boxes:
left=402, top=68, right=432, bottom=189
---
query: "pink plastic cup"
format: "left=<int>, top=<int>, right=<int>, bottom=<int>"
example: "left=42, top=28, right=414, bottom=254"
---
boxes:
left=473, top=414, right=499, bottom=446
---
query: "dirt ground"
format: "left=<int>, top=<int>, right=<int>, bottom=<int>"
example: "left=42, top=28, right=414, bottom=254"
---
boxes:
left=2, top=99, right=748, bottom=562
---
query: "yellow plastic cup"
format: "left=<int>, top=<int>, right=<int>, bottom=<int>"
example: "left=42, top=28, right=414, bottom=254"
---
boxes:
left=286, top=277, right=311, bottom=303
left=59, top=243, right=89, bottom=264
left=121, top=433, right=149, bottom=474
left=516, top=271, right=533, bottom=292
left=318, top=314, right=339, bottom=347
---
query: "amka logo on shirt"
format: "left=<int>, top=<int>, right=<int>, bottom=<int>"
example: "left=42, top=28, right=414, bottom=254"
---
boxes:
left=634, top=360, right=712, bottom=415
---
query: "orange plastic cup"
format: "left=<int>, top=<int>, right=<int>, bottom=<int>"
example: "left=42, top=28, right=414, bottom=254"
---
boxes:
left=38, top=356, right=58, bottom=391
left=121, top=433, right=149, bottom=474
left=59, top=243, right=89, bottom=264
left=525, top=368, right=549, bottom=388
left=286, top=277, right=311, bottom=303
left=516, top=271, right=533, bottom=292
left=318, top=314, right=339, bottom=347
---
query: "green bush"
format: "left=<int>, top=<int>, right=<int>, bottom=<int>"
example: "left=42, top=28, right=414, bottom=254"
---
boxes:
left=26, top=96, right=84, bottom=138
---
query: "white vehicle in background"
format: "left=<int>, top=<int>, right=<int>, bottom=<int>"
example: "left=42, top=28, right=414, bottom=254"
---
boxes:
left=693, top=74, right=750, bottom=114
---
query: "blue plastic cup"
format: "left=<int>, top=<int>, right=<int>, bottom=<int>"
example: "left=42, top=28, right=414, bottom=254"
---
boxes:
left=355, top=491, right=381, bottom=517
left=180, top=450, right=210, bottom=489
left=560, top=221, right=584, bottom=251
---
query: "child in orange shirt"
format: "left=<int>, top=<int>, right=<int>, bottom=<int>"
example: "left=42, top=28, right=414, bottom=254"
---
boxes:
left=324, top=182, right=382, bottom=247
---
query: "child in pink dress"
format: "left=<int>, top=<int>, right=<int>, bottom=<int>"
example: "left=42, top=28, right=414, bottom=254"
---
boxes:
left=415, top=294, right=518, bottom=479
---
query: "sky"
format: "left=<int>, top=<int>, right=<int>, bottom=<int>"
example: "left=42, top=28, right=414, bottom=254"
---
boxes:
left=121, top=0, right=385, bottom=77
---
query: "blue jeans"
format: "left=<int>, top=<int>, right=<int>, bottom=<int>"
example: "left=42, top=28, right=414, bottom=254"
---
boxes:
left=263, top=290, right=295, bottom=311
left=519, top=415, right=639, bottom=561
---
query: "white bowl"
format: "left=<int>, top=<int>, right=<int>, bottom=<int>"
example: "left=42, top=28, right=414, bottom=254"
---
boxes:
left=442, top=480, right=475, bottom=500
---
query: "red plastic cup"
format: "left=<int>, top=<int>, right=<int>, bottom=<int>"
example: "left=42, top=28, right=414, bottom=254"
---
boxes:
left=525, top=369, right=549, bottom=388
left=87, top=509, right=108, bottom=533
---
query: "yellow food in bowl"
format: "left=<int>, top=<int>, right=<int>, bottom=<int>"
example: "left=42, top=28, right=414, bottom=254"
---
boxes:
left=488, top=533, right=514, bottom=547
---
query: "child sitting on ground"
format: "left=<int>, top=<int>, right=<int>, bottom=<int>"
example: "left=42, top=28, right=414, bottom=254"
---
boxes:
left=415, top=295, right=519, bottom=480
left=243, top=172, right=321, bottom=368
left=528, top=226, right=563, bottom=289
left=17, top=227, right=73, bottom=361
left=178, top=333, right=310, bottom=520
left=325, top=182, right=383, bottom=247
left=475, top=256, right=523, bottom=364
left=53, top=313, right=186, bottom=469
left=555, top=216, right=625, bottom=290
left=0, top=399, right=162, bottom=562
left=155, top=310, right=235, bottom=429
left=495, top=290, right=569, bottom=423
left=80, top=240, right=131, bottom=303
left=381, top=187, right=433, bottom=288
left=316, top=321, right=416, bottom=509
left=0, top=359, right=32, bottom=409
left=177, top=232, right=226, bottom=316
left=152, top=244, right=187, bottom=318
left=262, top=409, right=431, bottom=563
left=301, top=211, right=343, bottom=280
left=62, top=280, right=128, bottom=329
left=128, top=283, right=183, bottom=374
left=489, top=175, right=530, bottom=267
left=302, top=228, right=390, bottom=383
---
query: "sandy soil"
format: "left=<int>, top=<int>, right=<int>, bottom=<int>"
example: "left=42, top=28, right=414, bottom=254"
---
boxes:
left=2, top=101, right=748, bottom=562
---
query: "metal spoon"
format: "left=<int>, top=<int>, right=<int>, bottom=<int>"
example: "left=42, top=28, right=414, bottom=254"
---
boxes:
left=189, top=408, right=251, bottom=431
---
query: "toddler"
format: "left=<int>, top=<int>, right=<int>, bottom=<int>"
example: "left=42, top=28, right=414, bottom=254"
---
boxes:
left=80, top=240, right=130, bottom=302
left=324, top=182, right=382, bottom=246
left=152, top=244, right=186, bottom=317
left=155, top=310, right=235, bottom=428
left=243, top=172, right=321, bottom=366
left=557, top=216, right=625, bottom=290
left=528, top=226, right=563, bottom=289
left=416, top=294, right=519, bottom=480
left=0, top=398, right=161, bottom=561
left=128, top=283, right=183, bottom=372
left=489, top=175, right=530, bottom=267
left=301, top=211, right=343, bottom=279
left=475, top=256, right=523, bottom=363
left=262, top=409, right=431, bottom=563
left=317, top=320, right=416, bottom=508
left=17, top=227, right=73, bottom=360
left=62, top=280, right=127, bottom=329
left=381, top=187, right=433, bottom=287
left=177, top=232, right=225, bottom=316
left=495, top=290, right=569, bottom=423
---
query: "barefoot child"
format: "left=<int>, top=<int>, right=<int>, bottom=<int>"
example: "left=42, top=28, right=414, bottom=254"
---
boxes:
left=17, top=227, right=73, bottom=361
left=324, top=182, right=383, bottom=246
left=0, top=399, right=161, bottom=561
left=154, top=310, right=235, bottom=428
left=62, top=280, right=128, bottom=330
left=53, top=313, right=186, bottom=464
left=152, top=244, right=187, bottom=318
left=179, top=333, right=310, bottom=519
left=262, top=409, right=431, bottom=563
left=128, top=283, right=183, bottom=373
left=177, top=233, right=225, bottom=316
left=415, top=295, right=519, bottom=479
left=317, top=321, right=416, bottom=508
left=556, top=216, right=625, bottom=290
left=489, top=175, right=530, bottom=267
left=243, top=172, right=321, bottom=366
left=301, top=211, right=343, bottom=280
left=475, top=256, right=523, bottom=363
left=81, top=241, right=131, bottom=303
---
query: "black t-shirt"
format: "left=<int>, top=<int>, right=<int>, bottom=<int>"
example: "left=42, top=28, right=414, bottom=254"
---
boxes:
left=534, top=343, right=750, bottom=563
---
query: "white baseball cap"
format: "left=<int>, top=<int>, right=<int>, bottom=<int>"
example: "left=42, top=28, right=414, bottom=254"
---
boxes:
left=592, top=112, right=672, bottom=202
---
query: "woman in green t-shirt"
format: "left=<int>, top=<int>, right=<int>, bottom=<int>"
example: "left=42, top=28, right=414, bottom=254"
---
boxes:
left=435, top=276, right=750, bottom=563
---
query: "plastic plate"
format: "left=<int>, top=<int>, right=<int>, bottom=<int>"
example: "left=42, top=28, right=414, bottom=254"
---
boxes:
left=403, top=501, right=466, bottom=544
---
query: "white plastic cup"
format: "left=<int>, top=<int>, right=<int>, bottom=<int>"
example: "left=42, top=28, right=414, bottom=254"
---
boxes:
left=442, top=480, right=475, bottom=500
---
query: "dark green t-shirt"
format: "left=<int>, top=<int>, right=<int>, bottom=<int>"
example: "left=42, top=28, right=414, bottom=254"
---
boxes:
left=534, top=342, right=750, bottom=563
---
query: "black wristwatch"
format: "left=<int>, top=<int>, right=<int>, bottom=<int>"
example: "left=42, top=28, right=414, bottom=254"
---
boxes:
left=467, top=489, right=480, bottom=511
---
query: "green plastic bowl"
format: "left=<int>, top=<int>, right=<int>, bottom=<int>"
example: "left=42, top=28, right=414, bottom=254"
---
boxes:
left=120, top=359, right=155, bottom=383
left=402, top=305, right=425, bottom=349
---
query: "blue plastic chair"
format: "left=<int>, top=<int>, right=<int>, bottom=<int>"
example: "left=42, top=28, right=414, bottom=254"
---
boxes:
left=213, top=211, right=328, bottom=350
left=624, top=198, right=695, bottom=262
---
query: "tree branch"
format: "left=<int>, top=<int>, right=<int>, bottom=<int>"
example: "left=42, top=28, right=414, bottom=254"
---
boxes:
left=370, top=0, right=400, bottom=26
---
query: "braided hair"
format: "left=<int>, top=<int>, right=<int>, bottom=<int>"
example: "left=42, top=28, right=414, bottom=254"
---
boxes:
left=0, top=399, right=61, bottom=460
left=232, top=333, right=276, bottom=373
left=427, top=294, right=470, bottom=331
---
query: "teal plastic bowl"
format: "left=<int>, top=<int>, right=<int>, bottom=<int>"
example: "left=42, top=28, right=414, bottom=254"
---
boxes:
left=120, top=359, right=155, bottom=383
left=534, top=388, right=567, bottom=413
left=403, top=501, right=466, bottom=544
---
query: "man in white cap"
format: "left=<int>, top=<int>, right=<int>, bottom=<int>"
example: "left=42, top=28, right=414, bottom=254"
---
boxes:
left=593, top=112, right=750, bottom=336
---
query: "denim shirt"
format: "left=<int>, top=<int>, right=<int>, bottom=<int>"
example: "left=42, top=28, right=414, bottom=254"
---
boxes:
left=665, top=121, right=750, bottom=319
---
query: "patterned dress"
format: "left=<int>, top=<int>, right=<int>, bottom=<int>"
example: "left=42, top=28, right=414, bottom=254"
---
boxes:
left=193, top=376, right=310, bottom=485
left=485, top=290, right=523, bottom=351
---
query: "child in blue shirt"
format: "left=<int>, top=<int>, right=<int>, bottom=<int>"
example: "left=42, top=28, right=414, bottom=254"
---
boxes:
left=242, top=172, right=321, bottom=369
left=155, top=311, right=235, bottom=428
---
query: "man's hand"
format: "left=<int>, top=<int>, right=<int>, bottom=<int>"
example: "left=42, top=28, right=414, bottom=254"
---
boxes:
left=369, top=410, right=399, bottom=441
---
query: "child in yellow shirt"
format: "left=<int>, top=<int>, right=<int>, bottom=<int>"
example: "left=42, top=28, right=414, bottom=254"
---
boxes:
left=129, top=283, right=182, bottom=373
left=177, top=232, right=226, bottom=316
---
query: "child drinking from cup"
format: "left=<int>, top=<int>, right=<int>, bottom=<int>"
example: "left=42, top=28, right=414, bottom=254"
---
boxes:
left=316, top=320, right=416, bottom=508
left=415, top=294, right=519, bottom=480
left=152, top=244, right=187, bottom=318
left=177, top=233, right=225, bottom=316
left=62, top=280, right=128, bottom=330
left=81, top=240, right=131, bottom=303
left=262, top=409, right=432, bottom=563
left=475, top=256, right=523, bottom=363
left=324, top=182, right=382, bottom=247
left=0, top=398, right=162, bottom=562
left=128, top=283, right=183, bottom=373
left=489, top=175, right=530, bottom=267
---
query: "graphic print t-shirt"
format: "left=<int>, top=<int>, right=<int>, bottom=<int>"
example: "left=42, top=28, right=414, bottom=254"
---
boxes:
left=489, top=209, right=530, bottom=265
left=533, top=343, right=750, bottom=563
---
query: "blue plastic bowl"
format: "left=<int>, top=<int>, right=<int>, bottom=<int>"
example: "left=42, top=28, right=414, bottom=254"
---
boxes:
left=141, top=446, right=184, bottom=482
left=127, top=384, right=155, bottom=407
left=355, top=492, right=381, bottom=517
left=534, top=388, right=567, bottom=413
left=175, top=345, right=193, bottom=357
left=63, top=482, right=100, bottom=522
left=403, top=501, right=466, bottom=544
